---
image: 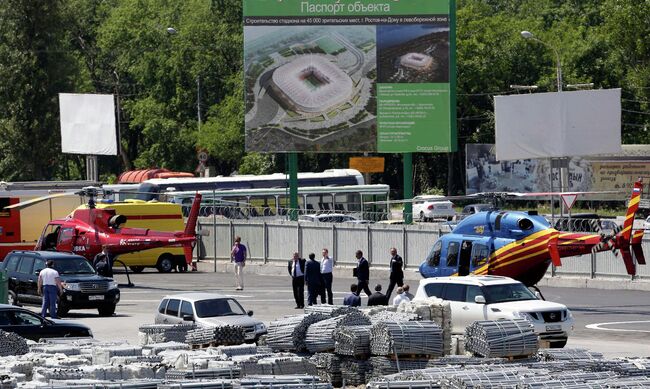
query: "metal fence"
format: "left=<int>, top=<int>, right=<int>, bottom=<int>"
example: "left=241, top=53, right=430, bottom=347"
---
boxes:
left=196, top=218, right=649, bottom=280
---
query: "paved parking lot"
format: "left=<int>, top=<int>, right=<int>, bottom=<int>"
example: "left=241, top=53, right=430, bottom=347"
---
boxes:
left=20, top=269, right=650, bottom=358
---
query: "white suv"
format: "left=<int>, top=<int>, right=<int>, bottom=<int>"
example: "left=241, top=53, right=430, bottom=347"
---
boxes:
left=413, top=276, right=573, bottom=348
left=412, top=195, right=455, bottom=222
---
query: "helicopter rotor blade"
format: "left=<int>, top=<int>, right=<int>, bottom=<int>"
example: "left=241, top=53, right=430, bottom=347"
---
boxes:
left=3, top=192, right=78, bottom=210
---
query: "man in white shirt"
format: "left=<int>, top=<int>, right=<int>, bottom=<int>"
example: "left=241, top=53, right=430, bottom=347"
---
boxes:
left=320, top=248, right=334, bottom=305
left=392, top=287, right=410, bottom=307
left=37, top=260, right=63, bottom=318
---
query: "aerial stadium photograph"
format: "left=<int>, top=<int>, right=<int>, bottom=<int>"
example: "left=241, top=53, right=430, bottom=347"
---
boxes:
left=244, top=25, right=377, bottom=152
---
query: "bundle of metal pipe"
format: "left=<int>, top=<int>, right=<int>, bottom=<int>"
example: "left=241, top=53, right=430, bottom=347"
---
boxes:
left=310, top=352, right=342, bottom=387
left=368, top=310, right=420, bottom=324
left=305, top=311, right=371, bottom=353
left=370, top=320, right=443, bottom=356
left=366, top=379, right=444, bottom=389
left=240, top=375, right=330, bottom=388
left=265, top=313, right=328, bottom=352
left=214, top=344, right=258, bottom=358
left=253, top=355, right=318, bottom=376
left=304, top=305, right=358, bottom=317
left=538, top=348, right=604, bottom=361
left=333, top=325, right=372, bottom=356
left=368, top=356, right=432, bottom=379
left=397, top=298, right=453, bottom=354
left=340, top=357, right=370, bottom=386
left=464, top=319, right=538, bottom=358
left=165, top=366, right=241, bottom=380
left=138, top=324, right=196, bottom=344
left=184, top=325, right=245, bottom=346
left=158, top=381, right=234, bottom=389
left=0, top=330, right=28, bottom=356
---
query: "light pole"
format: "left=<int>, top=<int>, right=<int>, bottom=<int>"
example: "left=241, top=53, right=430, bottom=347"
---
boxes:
left=521, top=30, right=567, bottom=218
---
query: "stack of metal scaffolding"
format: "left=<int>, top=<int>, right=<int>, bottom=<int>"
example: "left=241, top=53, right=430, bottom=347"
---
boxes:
left=368, top=310, right=420, bottom=324
left=310, top=352, right=342, bottom=387
left=0, top=330, right=28, bottom=356
left=138, top=324, right=196, bottom=344
left=265, top=313, right=328, bottom=352
left=464, top=319, right=538, bottom=358
left=340, top=357, right=371, bottom=386
left=333, top=325, right=372, bottom=356
left=305, top=311, right=370, bottom=353
left=165, top=366, right=241, bottom=380
left=370, top=321, right=444, bottom=357
left=184, top=325, right=245, bottom=346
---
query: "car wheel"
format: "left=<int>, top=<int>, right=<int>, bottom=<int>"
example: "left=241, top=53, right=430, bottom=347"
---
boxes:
left=7, top=291, right=18, bottom=306
left=550, top=340, right=567, bottom=348
left=58, top=302, right=70, bottom=317
left=129, top=266, right=145, bottom=273
left=98, top=304, right=116, bottom=317
left=156, top=255, right=174, bottom=273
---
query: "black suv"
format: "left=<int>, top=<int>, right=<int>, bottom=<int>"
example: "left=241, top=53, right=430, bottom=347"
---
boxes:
left=0, top=251, right=120, bottom=316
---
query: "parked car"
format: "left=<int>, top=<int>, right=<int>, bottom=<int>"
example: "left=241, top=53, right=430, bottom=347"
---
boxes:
left=0, top=304, right=92, bottom=341
left=155, top=293, right=267, bottom=342
left=413, top=276, right=573, bottom=348
left=644, top=216, right=650, bottom=231
left=299, top=213, right=360, bottom=223
left=0, top=251, right=120, bottom=317
left=459, top=204, right=497, bottom=220
left=412, top=195, right=455, bottom=222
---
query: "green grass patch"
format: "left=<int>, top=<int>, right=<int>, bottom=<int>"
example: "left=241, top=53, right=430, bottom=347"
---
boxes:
left=341, top=103, right=353, bottom=111
left=310, top=115, right=326, bottom=122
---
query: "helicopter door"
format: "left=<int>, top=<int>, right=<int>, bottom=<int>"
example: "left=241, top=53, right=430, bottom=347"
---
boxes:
left=470, top=244, right=490, bottom=273
left=458, top=241, right=473, bottom=276
left=444, top=241, right=460, bottom=276
left=56, top=227, right=75, bottom=253
left=38, top=224, right=61, bottom=251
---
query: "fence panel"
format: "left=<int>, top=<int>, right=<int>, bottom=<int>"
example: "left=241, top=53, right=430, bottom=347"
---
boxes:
left=594, top=249, right=629, bottom=278
left=232, top=222, right=265, bottom=261
left=404, top=227, right=440, bottom=269
left=301, top=224, right=333, bottom=258
left=266, top=222, right=298, bottom=262
left=369, top=226, right=404, bottom=266
left=553, top=253, right=592, bottom=276
left=334, top=225, right=369, bottom=265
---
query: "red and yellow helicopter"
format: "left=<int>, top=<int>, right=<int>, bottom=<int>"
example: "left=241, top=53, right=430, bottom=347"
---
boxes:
left=5, top=187, right=202, bottom=269
left=418, top=180, right=646, bottom=286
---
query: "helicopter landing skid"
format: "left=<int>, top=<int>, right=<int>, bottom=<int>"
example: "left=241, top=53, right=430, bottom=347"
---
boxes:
left=114, top=259, right=135, bottom=288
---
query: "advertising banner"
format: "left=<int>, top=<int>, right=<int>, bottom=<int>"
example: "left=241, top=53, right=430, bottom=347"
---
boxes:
left=244, top=0, right=453, bottom=153
left=466, top=144, right=650, bottom=197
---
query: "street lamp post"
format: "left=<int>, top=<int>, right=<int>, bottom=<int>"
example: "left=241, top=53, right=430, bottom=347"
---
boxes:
left=521, top=30, right=568, bottom=218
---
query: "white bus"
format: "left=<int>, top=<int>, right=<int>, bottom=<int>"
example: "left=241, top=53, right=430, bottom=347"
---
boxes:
left=166, top=184, right=390, bottom=222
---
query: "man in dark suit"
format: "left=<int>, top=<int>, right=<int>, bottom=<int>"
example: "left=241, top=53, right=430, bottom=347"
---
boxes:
left=368, top=284, right=388, bottom=306
left=386, top=247, right=404, bottom=299
left=305, top=253, right=322, bottom=306
left=287, top=252, right=306, bottom=309
left=343, top=284, right=361, bottom=307
left=354, top=250, right=372, bottom=297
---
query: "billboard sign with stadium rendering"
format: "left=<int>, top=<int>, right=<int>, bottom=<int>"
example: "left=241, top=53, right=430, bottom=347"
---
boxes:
left=243, top=0, right=454, bottom=153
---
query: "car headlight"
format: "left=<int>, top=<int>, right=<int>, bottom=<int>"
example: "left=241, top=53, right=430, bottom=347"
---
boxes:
left=565, top=309, right=573, bottom=320
left=108, top=281, right=118, bottom=290
left=512, top=311, right=535, bottom=321
left=63, top=283, right=81, bottom=291
left=255, top=323, right=266, bottom=332
left=88, top=328, right=93, bottom=337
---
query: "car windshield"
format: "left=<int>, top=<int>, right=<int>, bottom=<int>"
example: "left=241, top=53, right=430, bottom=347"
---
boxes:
left=483, top=283, right=537, bottom=303
left=194, top=298, right=246, bottom=318
left=53, top=258, right=96, bottom=274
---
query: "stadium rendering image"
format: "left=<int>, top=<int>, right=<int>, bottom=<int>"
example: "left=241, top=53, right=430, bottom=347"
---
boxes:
left=245, top=26, right=377, bottom=152
left=270, top=55, right=354, bottom=114
left=400, top=53, right=433, bottom=71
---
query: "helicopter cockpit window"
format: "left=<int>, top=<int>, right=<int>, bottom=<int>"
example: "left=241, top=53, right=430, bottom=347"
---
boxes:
left=426, top=241, right=442, bottom=267
left=446, top=242, right=460, bottom=267
left=471, top=244, right=489, bottom=268
left=57, top=228, right=75, bottom=245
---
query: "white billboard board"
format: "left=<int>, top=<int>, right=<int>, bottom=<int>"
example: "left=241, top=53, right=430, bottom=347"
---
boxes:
left=59, top=93, right=117, bottom=155
left=494, top=89, right=621, bottom=161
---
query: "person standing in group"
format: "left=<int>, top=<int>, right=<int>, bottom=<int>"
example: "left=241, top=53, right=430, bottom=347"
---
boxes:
left=386, top=247, right=404, bottom=299
left=288, top=252, right=306, bottom=309
left=392, top=286, right=410, bottom=307
left=37, top=260, right=63, bottom=318
left=343, top=284, right=361, bottom=307
left=403, top=284, right=415, bottom=300
left=305, top=253, right=323, bottom=306
left=367, top=284, right=388, bottom=306
left=231, top=236, right=247, bottom=290
left=320, top=248, right=334, bottom=305
left=353, top=250, right=372, bottom=297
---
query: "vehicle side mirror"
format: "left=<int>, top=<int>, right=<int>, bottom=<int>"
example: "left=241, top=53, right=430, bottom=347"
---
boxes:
left=182, top=315, right=194, bottom=322
left=534, top=291, right=543, bottom=300
left=247, top=310, right=254, bottom=317
left=474, top=295, right=486, bottom=304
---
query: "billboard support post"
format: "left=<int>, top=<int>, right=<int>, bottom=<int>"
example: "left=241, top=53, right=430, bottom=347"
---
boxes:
left=403, top=153, right=413, bottom=224
left=288, top=152, right=299, bottom=221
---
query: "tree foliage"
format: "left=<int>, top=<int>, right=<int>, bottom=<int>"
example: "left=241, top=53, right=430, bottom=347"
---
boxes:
left=0, top=0, right=647, bottom=196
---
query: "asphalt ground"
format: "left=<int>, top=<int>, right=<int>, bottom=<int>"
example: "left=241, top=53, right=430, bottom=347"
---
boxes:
left=20, top=269, right=650, bottom=358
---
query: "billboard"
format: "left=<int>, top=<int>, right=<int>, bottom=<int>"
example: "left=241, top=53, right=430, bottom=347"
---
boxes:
left=59, top=93, right=118, bottom=155
left=494, top=89, right=622, bottom=160
left=243, top=0, right=454, bottom=153
left=466, top=144, right=650, bottom=196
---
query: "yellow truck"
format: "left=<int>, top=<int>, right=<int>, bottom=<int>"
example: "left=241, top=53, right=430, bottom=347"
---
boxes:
left=91, top=199, right=187, bottom=273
